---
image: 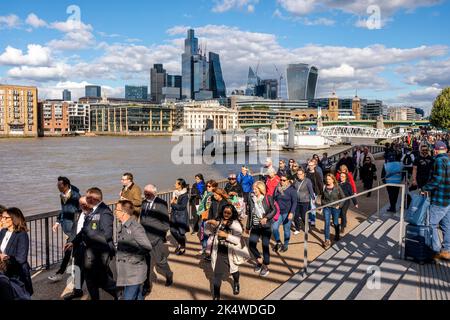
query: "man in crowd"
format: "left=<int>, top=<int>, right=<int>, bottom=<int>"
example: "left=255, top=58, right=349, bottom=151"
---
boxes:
left=277, top=160, right=289, bottom=177
left=120, top=173, right=142, bottom=218
left=382, top=156, right=404, bottom=213
left=62, top=196, right=92, bottom=300
left=359, top=147, right=376, bottom=168
left=48, top=177, right=81, bottom=282
left=422, top=141, right=450, bottom=261
left=140, top=184, right=173, bottom=297
left=353, top=146, right=363, bottom=180
left=224, top=174, right=243, bottom=198
left=68, top=188, right=117, bottom=300
left=411, top=143, right=434, bottom=189
left=237, top=166, right=254, bottom=214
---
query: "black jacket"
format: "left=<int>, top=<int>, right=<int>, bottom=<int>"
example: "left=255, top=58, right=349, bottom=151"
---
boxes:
left=246, top=195, right=277, bottom=230
left=58, top=185, right=81, bottom=222
left=71, top=202, right=115, bottom=256
left=225, top=183, right=243, bottom=197
left=0, top=230, right=33, bottom=295
left=339, top=182, right=358, bottom=206
left=170, top=193, right=190, bottom=234
left=208, top=198, right=230, bottom=220
left=140, top=197, right=170, bottom=245
left=307, top=170, right=324, bottom=197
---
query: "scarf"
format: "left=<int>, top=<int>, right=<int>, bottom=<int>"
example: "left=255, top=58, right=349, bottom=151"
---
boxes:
left=277, top=182, right=291, bottom=196
left=174, top=188, right=188, bottom=198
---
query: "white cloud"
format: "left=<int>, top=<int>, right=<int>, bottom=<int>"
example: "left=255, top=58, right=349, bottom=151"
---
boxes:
left=38, top=81, right=124, bottom=100
left=277, top=0, right=317, bottom=15
left=7, top=63, right=70, bottom=81
left=0, top=44, right=51, bottom=66
left=48, top=20, right=95, bottom=50
left=212, top=0, right=259, bottom=13
left=399, top=58, right=450, bottom=87
left=0, top=14, right=21, bottom=29
left=25, top=13, right=47, bottom=28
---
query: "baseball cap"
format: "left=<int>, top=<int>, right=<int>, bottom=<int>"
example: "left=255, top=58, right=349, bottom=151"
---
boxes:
left=435, top=141, right=448, bottom=151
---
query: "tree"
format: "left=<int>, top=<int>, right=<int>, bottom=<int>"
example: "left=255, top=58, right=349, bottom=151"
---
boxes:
left=430, top=87, right=450, bottom=130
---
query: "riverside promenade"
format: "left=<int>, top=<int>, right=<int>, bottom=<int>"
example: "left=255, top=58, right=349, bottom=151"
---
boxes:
left=31, top=157, right=398, bottom=300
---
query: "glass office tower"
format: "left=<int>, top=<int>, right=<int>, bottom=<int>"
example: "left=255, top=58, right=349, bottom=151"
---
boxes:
left=182, top=29, right=198, bottom=99
left=286, top=64, right=318, bottom=100
left=125, top=85, right=148, bottom=101
left=85, top=85, right=102, bottom=98
left=209, top=52, right=227, bottom=98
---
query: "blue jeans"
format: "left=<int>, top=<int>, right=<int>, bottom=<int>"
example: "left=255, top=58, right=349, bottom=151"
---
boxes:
left=323, top=207, right=341, bottom=241
left=272, top=212, right=292, bottom=248
left=429, top=204, right=450, bottom=253
left=123, top=284, right=144, bottom=300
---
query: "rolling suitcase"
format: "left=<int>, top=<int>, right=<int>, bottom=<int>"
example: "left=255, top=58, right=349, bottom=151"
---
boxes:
left=404, top=224, right=434, bottom=264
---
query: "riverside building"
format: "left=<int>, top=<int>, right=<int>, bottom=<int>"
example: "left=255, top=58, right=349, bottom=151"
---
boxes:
left=0, top=84, right=38, bottom=137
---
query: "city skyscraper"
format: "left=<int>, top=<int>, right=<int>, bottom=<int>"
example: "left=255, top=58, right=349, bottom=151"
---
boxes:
left=85, top=85, right=102, bottom=98
left=256, top=79, right=278, bottom=100
left=209, top=52, right=227, bottom=98
left=151, top=64, right=167, bottom=103
left=125, top=85, right=148, bottom=101
left=62, top=89, right=71, bottom=101
left=286, top=64, right=319, bottom=100
left=181, top=29, right=226, bottom=100
left=163, top=75, right=182, bottom=100
left=245, top=67, right=260, bottom=96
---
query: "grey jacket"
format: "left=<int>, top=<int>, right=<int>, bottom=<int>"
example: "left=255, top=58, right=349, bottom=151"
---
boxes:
left=116, top=218, right=153, bottom=287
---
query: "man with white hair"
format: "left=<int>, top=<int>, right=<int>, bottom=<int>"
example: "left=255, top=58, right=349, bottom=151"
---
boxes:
left=140, top=184, right=173, bottom=296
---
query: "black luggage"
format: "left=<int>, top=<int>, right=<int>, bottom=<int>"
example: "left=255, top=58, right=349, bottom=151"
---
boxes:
left=404, top=224, right=434, bottom=264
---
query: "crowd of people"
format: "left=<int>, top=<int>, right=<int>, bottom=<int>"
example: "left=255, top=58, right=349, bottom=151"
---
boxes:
left=1, top=129, right=449, bottom=301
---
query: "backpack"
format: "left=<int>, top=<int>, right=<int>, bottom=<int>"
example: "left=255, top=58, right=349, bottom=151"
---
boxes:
left=265, top=196, right=280, bottom=222
left=0, top=274, right=31, bottom=300
left=403, top=153, right=413, bottom=166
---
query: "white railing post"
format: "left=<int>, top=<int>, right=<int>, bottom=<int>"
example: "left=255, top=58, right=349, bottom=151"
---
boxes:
left=399, top=184, right=406, bottom=259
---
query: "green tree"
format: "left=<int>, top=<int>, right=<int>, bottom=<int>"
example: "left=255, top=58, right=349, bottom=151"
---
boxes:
left=430, top=87, right=450, bottom=130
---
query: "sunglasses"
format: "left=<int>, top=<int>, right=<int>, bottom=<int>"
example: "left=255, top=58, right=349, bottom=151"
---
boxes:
left=229, top=178, right=236, bottom=181
left=281, top=179, right=288, bottom=182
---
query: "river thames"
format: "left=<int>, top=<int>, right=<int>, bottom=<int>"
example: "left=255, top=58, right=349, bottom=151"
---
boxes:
left=0, top=136, right=352, bottom=216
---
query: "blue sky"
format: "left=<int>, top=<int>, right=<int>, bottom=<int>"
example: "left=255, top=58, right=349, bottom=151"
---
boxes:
left=1, top=0, right=450, bottom=113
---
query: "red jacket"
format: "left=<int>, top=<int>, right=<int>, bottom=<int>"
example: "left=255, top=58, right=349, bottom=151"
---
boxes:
left=266, top=175, right=281, bottom=197
left=336, top=171, right=357, bottom=194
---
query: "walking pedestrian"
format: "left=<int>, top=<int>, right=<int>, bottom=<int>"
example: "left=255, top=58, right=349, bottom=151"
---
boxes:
left=225, top=174, right=243, bottom=198
left=140, top=184, right=173, bottom=296
left=0, top=208, right=33, bottom=296
left=382, top=158, right=404, bottom=213
left=68, top=188, right=117, bottom=300
left=338, top=172, right=358, bottom=234
left=411, top=143, right=434, bottom=189
left=237, top=166, right=254, bottom=215
left=272, top=174, right=297, bottom=253
left=115, top=200, right=152, bottom=300
left=360, top=157, right=377, bottom=197
left=190, top=174, right=205, bottom=234
left=207, top=205, right=246, bottom=300
left=170, top=179, right=189, bottom=256
left=321, top=174, right=346, bottom=249
left=306, top=160, right=324, bottom=198
left=336, top=165, right=357, bottom=194
left=293, top=168, right=315, bottom=234
left=422, top=141, right=450, bottom=261
left=320, top=153, right=333, bottom=176
left=265, top=168, right=280, bottom=197
left=120, top=173, right=142, bottom=217
left=277, top=160, right=289, bottom=177
left=62, top=196, right=92, bottom=300
left=246, top=181, right=277, bottom=278
left=48, top=177, right=81, bottom=282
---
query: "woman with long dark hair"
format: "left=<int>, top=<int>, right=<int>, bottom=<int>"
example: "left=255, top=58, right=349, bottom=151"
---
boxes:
left=0, top=208, right=33, bottom=295
left=338, top=172, right=358, bottom=234
left=207, top=205, right=246, bottom=300
left=170, top=179, right=190, bottom=256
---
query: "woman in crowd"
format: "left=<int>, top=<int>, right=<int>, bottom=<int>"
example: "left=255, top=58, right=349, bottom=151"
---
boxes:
left=272, top=174, right=297, bottom=253
left=338, top=172, right=359, bottom=234
left=288, top=162, right=301, bottom=183
left=306, top=159, right=324, bottom=198
left=321, top=174, right=346, bottom=249
left=170, top=179, right=190, bottom=256
left=237, top=166, right=254, bottom=215
left=360, top=157, right=378, bottom=197
left=293, top=168, right=316, bottom=234
left=190, top=174, right=206, bottom=234
left=312, top=154, right=324, bottom=179
left=335, top=164, right=357, bottom=194
left=197, top=180, right=218, bottom=256
left=246, top=181, right=276, bottom=278
left=0, top=208, right=33, bottom=295
left=265, top=168, right=280, bottom=197
left=207, top=205, right=245, bottom=300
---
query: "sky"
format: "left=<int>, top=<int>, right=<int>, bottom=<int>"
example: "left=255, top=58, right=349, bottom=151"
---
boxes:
left=1, top=0, right=450, bottom=114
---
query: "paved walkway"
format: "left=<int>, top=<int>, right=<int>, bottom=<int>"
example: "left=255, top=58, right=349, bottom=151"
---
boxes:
left=32, top=161, right=389, bottom=300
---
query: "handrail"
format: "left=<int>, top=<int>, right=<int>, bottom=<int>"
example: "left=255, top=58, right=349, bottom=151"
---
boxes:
left=302, top=182, right=407, bottom=275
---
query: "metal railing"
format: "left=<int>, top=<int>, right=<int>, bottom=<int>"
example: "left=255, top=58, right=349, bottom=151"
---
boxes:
left=23, top=144, right=385, bottom=271
left=302, top=182, right=407, bottom=275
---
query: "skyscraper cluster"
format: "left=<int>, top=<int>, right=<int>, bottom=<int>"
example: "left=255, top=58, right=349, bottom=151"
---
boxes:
left=245, top=67, right=278, bottom=99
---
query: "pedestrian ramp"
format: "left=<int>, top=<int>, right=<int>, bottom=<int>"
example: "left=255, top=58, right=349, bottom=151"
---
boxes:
left=265, top=210, right=450, bottom=300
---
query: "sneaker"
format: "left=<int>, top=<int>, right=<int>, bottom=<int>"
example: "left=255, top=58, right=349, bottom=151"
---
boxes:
left=254, top=264, right=262, bottom=273
left=260, top=267, right=270, bottom=277
left=294, top=230, right=300, bottom=235
left=62, top=289, right=84, bottom=300
left=280, top=245, right=289, bottom=253
left=434, top=251, right=450, bottom=261
left=323, top=240, right=331, bottom=249
left=48, top=273, right=63, bottom=283
left=272, top=242, right=282, bottom=253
